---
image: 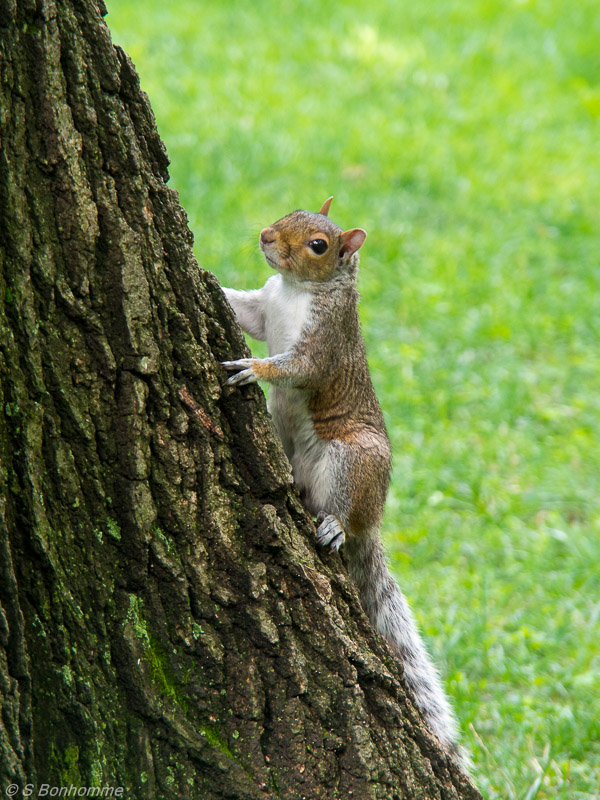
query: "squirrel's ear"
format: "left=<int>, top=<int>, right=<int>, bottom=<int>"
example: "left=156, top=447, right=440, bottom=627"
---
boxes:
left=339, top=228, right=367, bottom=258
left=319, top=196, right=333, bottom=217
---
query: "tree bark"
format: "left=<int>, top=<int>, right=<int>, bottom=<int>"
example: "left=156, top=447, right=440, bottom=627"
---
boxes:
left=0, top=1, right=482, bottom=797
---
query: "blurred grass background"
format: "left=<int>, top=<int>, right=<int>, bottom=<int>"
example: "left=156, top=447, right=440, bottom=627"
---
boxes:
left=108, top=1, right=600, bottom=796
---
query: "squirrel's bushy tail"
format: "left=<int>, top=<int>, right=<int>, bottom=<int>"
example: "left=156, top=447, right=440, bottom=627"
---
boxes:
left=346, top=534, right=464, bottom=764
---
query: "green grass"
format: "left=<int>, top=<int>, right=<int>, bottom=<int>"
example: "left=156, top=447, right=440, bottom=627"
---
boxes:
left=108, top=1, right=600, bottom=796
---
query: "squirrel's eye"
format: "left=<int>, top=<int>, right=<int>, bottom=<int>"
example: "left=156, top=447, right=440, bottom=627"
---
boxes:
left=308, top=239, right=328, bottom=255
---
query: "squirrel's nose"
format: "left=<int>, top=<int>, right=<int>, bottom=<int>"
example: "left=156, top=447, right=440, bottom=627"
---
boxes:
left=260, top=227, right=276, bottom=245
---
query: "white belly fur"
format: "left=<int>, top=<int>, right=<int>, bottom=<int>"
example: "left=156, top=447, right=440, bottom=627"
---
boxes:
left=263, top=274, right=311, bottom=355
left=263, top=276, right=332, bottom=514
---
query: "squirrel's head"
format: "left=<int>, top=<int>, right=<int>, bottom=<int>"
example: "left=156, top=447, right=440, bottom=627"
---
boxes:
left=259, top=197, right=367, bottom=283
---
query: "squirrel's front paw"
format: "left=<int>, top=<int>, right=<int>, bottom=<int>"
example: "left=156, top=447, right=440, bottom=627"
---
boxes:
left=316, top=513, right=346, bottom=552
left=221, top=358, right=258, bottom=387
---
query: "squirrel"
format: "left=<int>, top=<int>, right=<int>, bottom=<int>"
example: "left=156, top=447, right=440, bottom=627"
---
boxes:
left=221, top=198, right=463, bottom=764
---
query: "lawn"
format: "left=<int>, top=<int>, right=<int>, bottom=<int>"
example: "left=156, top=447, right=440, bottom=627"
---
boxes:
left=108, top=1, right=600, bottom=796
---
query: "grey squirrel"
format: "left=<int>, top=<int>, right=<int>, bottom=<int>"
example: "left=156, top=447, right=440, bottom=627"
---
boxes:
left=221, top=198, right=463, bottom=764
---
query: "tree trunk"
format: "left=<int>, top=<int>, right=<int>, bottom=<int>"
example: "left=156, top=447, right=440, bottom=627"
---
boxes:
left=0, top=1, right=482, bottom=797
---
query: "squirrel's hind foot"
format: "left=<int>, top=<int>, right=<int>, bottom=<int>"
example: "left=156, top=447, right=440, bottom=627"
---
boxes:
left=316, top=513, right=345, bottom=552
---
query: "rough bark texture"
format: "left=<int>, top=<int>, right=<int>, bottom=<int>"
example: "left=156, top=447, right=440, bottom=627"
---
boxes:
left=0, top=1, right=482, bottom=797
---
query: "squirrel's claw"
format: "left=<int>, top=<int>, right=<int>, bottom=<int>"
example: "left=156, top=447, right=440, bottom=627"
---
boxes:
left=221, top=358, right=254, bottom=371
left=225, top=369, right=257, bottom=387
left=316, top=514, right=346, bottom=552
left=221, top=358, right=258, bottom=387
